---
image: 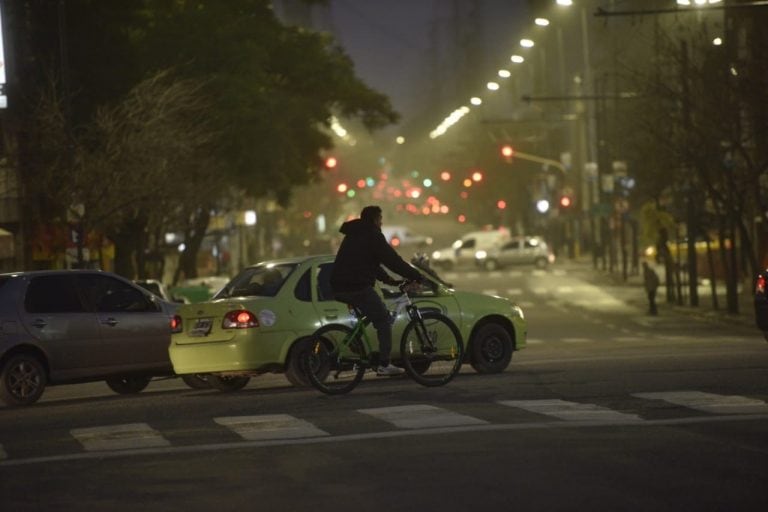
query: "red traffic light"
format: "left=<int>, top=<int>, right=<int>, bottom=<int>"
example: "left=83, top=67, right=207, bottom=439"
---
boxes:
left=559, top=195, right=573, bottom=208
left=325, top=157, right=338, bottom=169
left=496, top=199, right=507, bottom=209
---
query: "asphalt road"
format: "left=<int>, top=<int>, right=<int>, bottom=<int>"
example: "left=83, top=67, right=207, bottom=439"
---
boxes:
left=1, top=263, right=767, bottom=511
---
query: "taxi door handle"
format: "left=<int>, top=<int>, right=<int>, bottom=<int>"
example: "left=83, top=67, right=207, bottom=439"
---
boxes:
left=101, top=318, right=119, bottom=327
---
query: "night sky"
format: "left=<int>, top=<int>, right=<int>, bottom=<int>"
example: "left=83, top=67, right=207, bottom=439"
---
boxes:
left=326, top=0, right=530, bottom=125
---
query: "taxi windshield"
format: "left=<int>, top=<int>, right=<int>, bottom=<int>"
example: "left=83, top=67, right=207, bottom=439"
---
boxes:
left=214, top=264, right=296, bottom=298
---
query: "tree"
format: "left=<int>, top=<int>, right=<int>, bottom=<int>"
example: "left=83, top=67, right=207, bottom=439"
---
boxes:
left=6, top=0, right=399, bottom=277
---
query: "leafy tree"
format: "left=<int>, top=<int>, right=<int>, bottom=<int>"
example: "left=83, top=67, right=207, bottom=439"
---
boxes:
left=6, top=0, right=399, bottom=278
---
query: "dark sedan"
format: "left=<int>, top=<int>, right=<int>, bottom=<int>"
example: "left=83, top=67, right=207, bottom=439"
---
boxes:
left=0, top=270, right=179, bottom=406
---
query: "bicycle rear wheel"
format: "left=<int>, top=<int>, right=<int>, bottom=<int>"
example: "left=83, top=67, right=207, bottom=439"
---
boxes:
left=400, top=311, right=463, bottom=387
left=305, top=324, right=367, bottom=395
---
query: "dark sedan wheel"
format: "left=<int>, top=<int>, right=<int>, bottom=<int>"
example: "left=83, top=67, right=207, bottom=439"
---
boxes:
left=105, top=375, right=151, bottom=394
left=207, top=375, right=250, bottom=392
left=469, top=323, right=513, bottom=374
left=0, top=354, right=47, bottom=406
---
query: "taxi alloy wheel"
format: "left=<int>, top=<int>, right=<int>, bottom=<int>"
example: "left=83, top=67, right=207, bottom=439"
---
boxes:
left=0, top=354, right=48, bottom=406
left=208, top=374, right=250, bottom=392
left=106, top=375, right=151, bottom=394
left=470, top=323, right=513, bottom=374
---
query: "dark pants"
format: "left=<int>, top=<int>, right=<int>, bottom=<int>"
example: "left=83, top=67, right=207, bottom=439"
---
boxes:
left=334, top=287, right=393, bottom=366
left=647, top=290, right=658, bottom=315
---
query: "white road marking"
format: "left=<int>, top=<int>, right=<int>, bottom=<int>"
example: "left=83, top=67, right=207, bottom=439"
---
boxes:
left=525, top=338, right=545, bottom=344
left=466, top=272, right=480, bottom=279
left=552, top=269, right=566, bottom=276
left=506, top=288, right=523, bottom=296
left=633, top=391, right=768, bottom=414
left=482, top=289, right=499, bottom=296
left=613, top=336, right=648, bottom=343
left=561, top=337, right=592, bottom=343
left=531, top=269, right=547, bottom=277
left=556, top=286, right=574, bottom=294
left=6, top=414, right=768, bottom=468
left=215, top=414, right=329, bottom=440
left=508, top=270, right=523, bottom=277
left=532, top=287, right=548, bottom=295
left=358, top=404, right=487, bottom=429
left=498, top=399, right=642, bottom=422
left=70, top=423, right=170, bottom=451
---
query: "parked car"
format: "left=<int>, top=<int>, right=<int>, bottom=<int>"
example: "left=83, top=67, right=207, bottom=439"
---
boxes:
left=381, top=225, right=433, bottom=250
left=475, top=236, right=555, bottom=270
left=754, top=270, right=768, bottom=341
left=171, top=276, right=230, bottom=303
left=134, top=279, right=189, bottom=304
left=0, top=270, right=184, bottom=406
left=169, top=254, right=527, bottom=391
left=431, top=229, right=511, bottom=270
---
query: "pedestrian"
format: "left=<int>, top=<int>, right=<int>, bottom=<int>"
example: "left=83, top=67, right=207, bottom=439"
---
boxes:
left=643, top=261, right=660, bottom=316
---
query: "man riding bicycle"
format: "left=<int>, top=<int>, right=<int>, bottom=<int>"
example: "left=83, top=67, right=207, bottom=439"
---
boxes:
left=330, top=205, right=424, bottom=376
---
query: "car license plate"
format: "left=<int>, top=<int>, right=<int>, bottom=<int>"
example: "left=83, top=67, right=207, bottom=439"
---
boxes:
left=190, top=317, right=213, bottom=337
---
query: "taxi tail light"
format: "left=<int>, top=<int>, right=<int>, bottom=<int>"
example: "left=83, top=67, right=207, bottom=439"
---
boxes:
left=223, top=310, right=259, bottom=329
left=756, top=275, right=766, bottom=295
left=170, top=315, right=183, bottom=333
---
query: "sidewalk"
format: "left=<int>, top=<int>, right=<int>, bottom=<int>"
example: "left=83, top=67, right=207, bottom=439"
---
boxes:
left=558, top=256, right=757, bottom=331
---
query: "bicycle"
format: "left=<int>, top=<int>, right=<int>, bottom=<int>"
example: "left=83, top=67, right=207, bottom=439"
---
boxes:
left=304, top=281, right=464, bottom=395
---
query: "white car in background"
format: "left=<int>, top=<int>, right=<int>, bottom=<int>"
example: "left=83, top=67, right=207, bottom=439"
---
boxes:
left=431, top=229, right=511, bottom=270
left=475, top=236, right=555, bottom=270
left=381, top=225, right=433, bottom=250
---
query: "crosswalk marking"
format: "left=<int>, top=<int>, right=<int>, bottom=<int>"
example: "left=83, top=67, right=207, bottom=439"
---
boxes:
left=506, top=288, right=523, bottom=296
left=556, top=286, right=574, bottom=294
left=525, top=338, right=544, bottom=344
left=498, top=399, right=642, bottom=422
left=483, top=289, right=499, bottom=296
left=358, top=404, right=487, bottom=429
left=561, top=337, right=592, bottom=343
left=70, top=423, right=170, bottom=451
left=613, top=336, right=648, bottom=343
left=633, top=391, right=768, bottom=415
left=214, top=414, right=329, bottom=440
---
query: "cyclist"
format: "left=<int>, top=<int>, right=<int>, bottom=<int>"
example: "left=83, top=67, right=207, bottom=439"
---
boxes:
left=330, top=205, right=424, bottom=376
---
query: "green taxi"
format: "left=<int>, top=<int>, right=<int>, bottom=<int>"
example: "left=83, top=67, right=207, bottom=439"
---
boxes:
left=169, top=255, right=527, bottom=391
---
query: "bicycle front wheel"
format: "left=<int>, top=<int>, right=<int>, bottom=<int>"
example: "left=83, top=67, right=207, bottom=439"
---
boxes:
left=400, top=311, right=464, bottom=387
left=305, top=324, right=366, bottom=395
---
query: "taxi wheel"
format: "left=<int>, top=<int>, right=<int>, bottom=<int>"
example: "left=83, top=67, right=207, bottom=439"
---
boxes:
left=469, top=323, right=513, bottom=374
left=106, top=375, right=151, bottom=394
left=0, top=354, right=47, bottom=406
left=181, top=374, right=211, bottom=389
left=208, top=375, right=250, bottom=392
left=285, top=339, right=312, bottom=387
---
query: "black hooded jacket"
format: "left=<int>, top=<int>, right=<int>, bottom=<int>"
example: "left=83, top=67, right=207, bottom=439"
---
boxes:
left=330, top=218, right=423, bottom=293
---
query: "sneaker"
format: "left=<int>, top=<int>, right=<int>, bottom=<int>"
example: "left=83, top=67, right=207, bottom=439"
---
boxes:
left=376, top=364, right=404, bottom=376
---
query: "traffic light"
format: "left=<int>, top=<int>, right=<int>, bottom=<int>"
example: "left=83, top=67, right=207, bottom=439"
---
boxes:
left=558, top=194, right=573, bottom=211
left=500, top=144, right=514, bottom=163
left=324, top=156, right=337, bottom=169
left=496, top=199, right=507, bottom=210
